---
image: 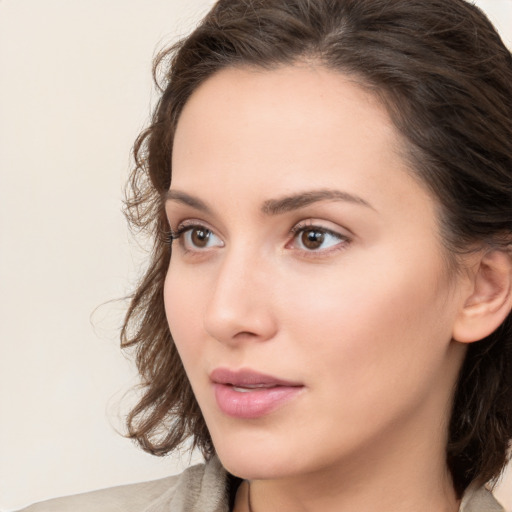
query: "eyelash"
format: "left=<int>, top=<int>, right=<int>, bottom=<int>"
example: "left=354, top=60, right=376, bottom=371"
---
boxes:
left=167, top=224, right=195, bottom=243
left=288, top=222, right=351, bottom=255
left=165, top=223, right=206, bottom=247
left=165, top=221, right=351, bottom=256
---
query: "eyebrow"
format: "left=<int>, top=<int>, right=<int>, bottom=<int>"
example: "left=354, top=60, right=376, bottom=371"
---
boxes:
left=261, top=189, right=374, bottom=215
left=164, top=188, right=374, bottom=215
left=164, top=190, right=213, bottom=214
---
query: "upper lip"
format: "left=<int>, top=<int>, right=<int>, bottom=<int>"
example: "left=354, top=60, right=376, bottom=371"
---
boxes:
left=210, top=368, right=303, bottom=388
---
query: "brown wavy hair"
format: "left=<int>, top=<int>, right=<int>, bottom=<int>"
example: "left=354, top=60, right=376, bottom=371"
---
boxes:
left=121, top=0, right=512, bottom=496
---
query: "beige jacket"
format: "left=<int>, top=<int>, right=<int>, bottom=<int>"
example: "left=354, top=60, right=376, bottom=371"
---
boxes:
left=18, top=457, right=504, bottom=512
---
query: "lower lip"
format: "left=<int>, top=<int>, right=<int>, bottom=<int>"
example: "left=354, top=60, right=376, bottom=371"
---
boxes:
left=213, top=383, right=303, bottom=419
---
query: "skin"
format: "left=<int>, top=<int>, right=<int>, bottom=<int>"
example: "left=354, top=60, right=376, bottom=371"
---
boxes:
left=164, top=65, right=474, bottom=512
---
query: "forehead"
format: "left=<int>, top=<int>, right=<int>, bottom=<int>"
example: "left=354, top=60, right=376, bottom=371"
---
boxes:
left=171, top=64, right=433, bottom=221
left=173, top=65, right=396, bottom=166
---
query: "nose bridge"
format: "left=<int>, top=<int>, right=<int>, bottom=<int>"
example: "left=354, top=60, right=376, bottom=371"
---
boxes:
left=204, top=241, right=277, bottom=344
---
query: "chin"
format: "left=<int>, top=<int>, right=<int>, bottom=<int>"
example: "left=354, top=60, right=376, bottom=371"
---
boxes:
left=214, top=442, right=269, bottom=479
left=211, top=434, right=306, bottom=480
left=218, top=453, right=291, bottom=480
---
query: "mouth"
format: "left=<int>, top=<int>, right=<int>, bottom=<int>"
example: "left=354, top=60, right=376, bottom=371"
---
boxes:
left=210, top=367, right=302, bottom=387
left=230, top=384, right=277, bottom=393
left=210, top=368, right=304, bottom=419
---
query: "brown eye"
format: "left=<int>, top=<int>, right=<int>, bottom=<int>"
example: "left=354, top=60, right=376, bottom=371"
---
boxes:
left=291, top=225, right=347, bottom=252
left=301, top=229, right=325, bottom=250
left=178, top=225, right=224, bottom=251
left=190, top=227, right=211, bottom=247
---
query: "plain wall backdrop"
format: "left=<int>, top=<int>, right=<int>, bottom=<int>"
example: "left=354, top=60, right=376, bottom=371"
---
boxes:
left=1, top=1, right=511, bottom=510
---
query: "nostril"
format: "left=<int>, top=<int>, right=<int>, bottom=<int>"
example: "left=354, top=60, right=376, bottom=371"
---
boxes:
left=202, top=259, right=278, bottom=344
left=204, top=303, right=278, bottom=346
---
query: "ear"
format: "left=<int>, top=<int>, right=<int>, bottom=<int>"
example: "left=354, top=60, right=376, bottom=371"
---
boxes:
left=453, top=249, right=512, bottom=343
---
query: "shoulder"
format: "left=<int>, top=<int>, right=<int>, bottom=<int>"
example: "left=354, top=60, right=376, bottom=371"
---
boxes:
left=17, top=457, right=229, bottom=512
left=16, top=475, right=179, bottom=512
left=460, top=484, right=505, bottom=512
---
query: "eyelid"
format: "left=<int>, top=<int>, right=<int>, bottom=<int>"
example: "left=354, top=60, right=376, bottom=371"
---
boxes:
left=166, top=217, right=352, bottom=257
left=287, top=220, right=352, bottom=254
left=289, top=219, right=352, bottom=238
left=168, top=218, right=216, bottom=236
left=165, top=202, right=222, bottom=233
left=169, top=219, right=225, bottom=252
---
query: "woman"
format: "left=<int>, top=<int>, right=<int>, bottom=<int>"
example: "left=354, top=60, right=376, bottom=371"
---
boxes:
left=21, top=0, right=512, bottom=510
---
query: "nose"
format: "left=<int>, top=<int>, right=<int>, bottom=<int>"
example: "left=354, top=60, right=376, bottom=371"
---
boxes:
left=203, top=249, right=278, bottom=346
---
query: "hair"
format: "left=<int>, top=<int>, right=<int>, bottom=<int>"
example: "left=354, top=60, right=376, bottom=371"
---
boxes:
left=121, top=0, right=512, bottom=497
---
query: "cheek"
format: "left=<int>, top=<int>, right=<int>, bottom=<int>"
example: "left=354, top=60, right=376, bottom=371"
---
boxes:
left=163, top=263, right=205, bottom=365
left=280, top=252, right=454, bottom=391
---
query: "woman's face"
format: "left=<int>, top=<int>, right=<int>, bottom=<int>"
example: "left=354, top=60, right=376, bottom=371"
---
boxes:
left=164, top=65, right=469, bottom=481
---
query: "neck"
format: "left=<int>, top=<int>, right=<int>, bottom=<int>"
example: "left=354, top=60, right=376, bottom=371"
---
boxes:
left=246, top=461, right=459, bottom=512
left=236, top=407, right=460, bottom=512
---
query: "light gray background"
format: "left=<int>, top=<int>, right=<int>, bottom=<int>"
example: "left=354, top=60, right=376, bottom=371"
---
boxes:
left=1, top=1, right=511, bottom=510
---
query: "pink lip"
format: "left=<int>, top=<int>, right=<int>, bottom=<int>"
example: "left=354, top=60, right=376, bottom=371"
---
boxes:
left=210, top=368, right=304, bottom=419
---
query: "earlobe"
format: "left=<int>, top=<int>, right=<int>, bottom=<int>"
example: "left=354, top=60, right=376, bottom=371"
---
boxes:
left=453, top=248, right=512, bottom=344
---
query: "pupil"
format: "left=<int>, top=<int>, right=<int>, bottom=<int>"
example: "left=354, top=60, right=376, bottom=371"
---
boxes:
left=192, top=228, right=209, bottom=247
left=302, top=229, right=324, bottom=249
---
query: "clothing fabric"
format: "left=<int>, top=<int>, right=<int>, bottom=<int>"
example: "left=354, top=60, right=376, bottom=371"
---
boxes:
left=18, top=456, right=504, bottom=512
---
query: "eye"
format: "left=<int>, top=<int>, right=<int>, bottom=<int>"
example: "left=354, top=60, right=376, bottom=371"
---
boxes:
left=289, top=224, right=349, bottom=252
left=172, top=224, right=224, bottom=251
